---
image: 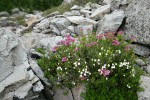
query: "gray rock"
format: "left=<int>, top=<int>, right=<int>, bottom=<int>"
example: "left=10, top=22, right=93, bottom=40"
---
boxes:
left=110, top=0, right=131, bottom=11
left=71, top=5, right=81, bottom=10
left=129, top=44, right=150, bottom=57
left=33, top=81, right=44, bottom=92
left=146, top=65, right=150, bottom=74
left=135, top=58, right=146, bottom=66
left=11, top=8, right=20, bottom=14
left=66, top=16, right=97, bottom=25
left=72, top=85, right=85, bottom=100
left=39, top=36, right=63, bottom=48
left=53, top=87, right=73, bottom=100
left=14, top=82, right=33, bottom=99
left=90, top=5, right=111, bottom=20
left=75, top=24, right=93, bottom=35
left=0, top=11, right=9, bottom=17
left=97, top=10, right=125, bottom=34
left=125, top=0, right=150, bottom=46
left=146, top=57, right=150, bottom=65
left=29, top=59, right=50, bottom=85
left=138, top=75, right=150, bottom=100
left=50, top=18, right=71, bottom=32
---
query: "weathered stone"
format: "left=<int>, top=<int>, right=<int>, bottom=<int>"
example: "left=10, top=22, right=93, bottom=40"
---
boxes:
left=14, top=82, right=33, bottom=99
left=125, top=0, right=150, bottom=45
left=71, top=5, right=81, bottom=10
left=75, top=24, right=93, bottom=35
left=50, top=18, right=71, bottom=32
left=135, top=58, right=146, bottom=66
left=110, top=0, right=131, bottom=10
left=97, top=10, right=125, bottom=34
left=29, top=59, right=50, bottom=85
left=39, top=36, right=63, bottom=48
left=0, top=11, right=9, bottom=17
left=11, top=8, right=20, bottom=14
left=3, top=92, right=14, bottom=100
left=90, top=5, right=110, bottom=20
left=72, top=85, right=85, bottom=100
left=0, top=62, right=29, bottom=94
left=129, top=44, right=150, bottom=57
left=33, top=81, right=44, bottom=92
left=66, top=16, right=97, bottom=25
left=53, top=88, right=73, bottom=100
left=146, top=65, right=150, bottom=74
left=138, top=75, right=150, bottom=100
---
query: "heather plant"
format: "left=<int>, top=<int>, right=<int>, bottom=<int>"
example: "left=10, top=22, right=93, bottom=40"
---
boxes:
left=37, top=31, right=142, bottom=100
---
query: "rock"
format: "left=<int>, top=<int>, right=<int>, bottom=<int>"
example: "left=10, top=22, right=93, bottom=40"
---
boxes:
left=11, top=8, right=20, bottom=14
left=14, top=82, right=33, bottom=99
left=129, top=44, right=150, bottom=57
left=0, top=62, right=29, bottom=96
left=125, top=0, right=150, bottom=46
left=71, top=5, right=81, bottom=10
left=64, top=10, right=80, bottom=16
left=3, top=92, right=14, bottom=100
left=39, top=36, right=63, bottom=48
left=0, top=11, right=9, bottom=17
left=80, top=9, right=92, bottom=15
left=135, top=59, right=146, bottom=66
left=29, top=59, right=50, bottom=85
left=61, top=26, right=75, bottom=37
left=62, top=0, right=74, bottom=4
left=146, top=65, right=150, bottom=74
left=75, top=24, right=93, bottom=35
left=33, top=81, right=44, bottom=92
left=50, top=18, right=71, bottom=32
left=72, top=85, right=85, bottom=100
left=103, top=0, right=112, bottom=4
left=146, top=57, right=150, bottom=64
left=97, top=10, right=125, bottom=34
left=110, top=0, right=131, bottom=11
left=66, top=16, right=97, bottom=25
left=90, top=5, right=110, bottom=20
left=138, top=75, right=150, bottom=100
left=28, top=49, right=43, bottom=59
left=53, top=87, right=73, bottom=100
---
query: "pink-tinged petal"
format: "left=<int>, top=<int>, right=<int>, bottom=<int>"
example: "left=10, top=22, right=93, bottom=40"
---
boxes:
left=112, top=40, right=120, bottom=46
left=74, top=47, right=78, bottom=51
left=118, top=30, right=124, bottom=36
left=80, top=76, right=86, bottom=81
left=62, top=57, right=67, bottom=62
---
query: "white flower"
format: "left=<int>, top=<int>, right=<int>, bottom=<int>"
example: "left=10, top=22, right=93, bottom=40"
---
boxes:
left=127, top=84, right=131, bottom=88
left=111, top=65, right=115, bottom=69
left=94, top=59, right=97, bottom=62
left=48, top=68, right=50, bottom=71
left=98, top=63, right=100, bottom=65
left=98, top=59, right=100, bottom=62
left=99, top=53, right=102, bottom=56
left=78, top=62, right=80, bottom=65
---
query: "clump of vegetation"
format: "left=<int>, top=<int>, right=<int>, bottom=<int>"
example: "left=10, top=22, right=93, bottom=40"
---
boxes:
left=37, top=31, right=143, bottom=100
left=43, top=0, right=101, bottom=16
left=0, top=0, right=63, bottom=13
left=10, top=16, right=26, bottom=26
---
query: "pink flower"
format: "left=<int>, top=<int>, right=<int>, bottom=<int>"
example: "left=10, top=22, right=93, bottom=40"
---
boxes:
left=96, top=34, right=104, bottom=39
left=62, top=57, right=67, bottom=62
left=98, top=68, right=110, bottom=77
left=124, top=45, right=130, bottom=51
left=59, top=35, right=75, bottom=46
left=112, top=40, right=120, bottom=46
left=80, top=76, right=86, bottom=81
left=117, top=30, right=124, bottom=36
left=74, top=47, right=78, bottom=51
left=51, top=46, right=58, bottom=52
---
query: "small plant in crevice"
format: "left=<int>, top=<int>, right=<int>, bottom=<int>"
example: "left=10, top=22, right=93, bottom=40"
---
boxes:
left=37, top=31, right=143, bottom=100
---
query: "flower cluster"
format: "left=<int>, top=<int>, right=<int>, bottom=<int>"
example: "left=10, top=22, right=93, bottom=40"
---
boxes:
left=37, top=31, right=142, bottom=100
left=59, top=35, right=75, bottom=46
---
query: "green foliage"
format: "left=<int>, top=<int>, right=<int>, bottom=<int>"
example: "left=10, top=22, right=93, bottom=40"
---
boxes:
left=37, top=32, right=143, bottom=100
left=0, top=0, right=63, bottom=13
left=10, top=16, right=26, bottom=26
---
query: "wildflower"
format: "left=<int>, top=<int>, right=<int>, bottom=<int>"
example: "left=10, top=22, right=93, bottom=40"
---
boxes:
left=80, top=76, right=86, bottom=81
left=96, top=34, right=104, bottom=39
left=117, top=30, right=124, bottom=36
left=51, top=46, right=58, bottom=52
left=62, top=57, right=67, bottom=62
left=124, top=45, right=130, bottom=51
left=98, top=68, right=110, bottom=77
left=112, top=40, right=120, bottom=46
left=74, top=47, right=78, bottom=51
